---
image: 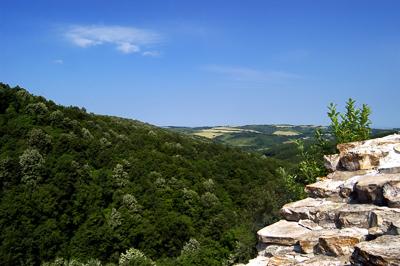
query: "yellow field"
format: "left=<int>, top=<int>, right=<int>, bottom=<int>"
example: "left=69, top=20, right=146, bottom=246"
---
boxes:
left=193, top=127, right=260, bottom=139
left=273, top=130, right=300, bottom=136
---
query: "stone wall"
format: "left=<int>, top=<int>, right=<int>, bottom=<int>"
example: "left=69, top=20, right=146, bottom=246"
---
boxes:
left=244, top=134, right=400, bottom=266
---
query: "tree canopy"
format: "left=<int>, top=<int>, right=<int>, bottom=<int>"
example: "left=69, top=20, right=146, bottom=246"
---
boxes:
left=0, top=83, right=296, bottom=265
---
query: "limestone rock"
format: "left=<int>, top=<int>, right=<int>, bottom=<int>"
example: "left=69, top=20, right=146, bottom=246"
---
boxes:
left=327, top=169, right=374, bottom=181
left=336, top=204, right=380, bottom=228
left=337, top=135, right=400, bottom=171
left=245, top=134, right=400, bottom=266
left=297, top=255, right=349, bottom=266
left=298, top=219, right=323, bottom=231
left=257, top=220, right=311, bottom=245
left=339, top=152, right=382, bottom=171
left=317, top=228, right=368, bottom=256
left=324, top=154, right=340, bottom=172
left=297, top=229, right=337, bottom=254
left=355, top=173, right=400, bottom=205
left=339, top=172, right=376, bottom=198
left=305, top=179, right=345, bottom=201
left=268, top=253, right=313, bottom=266
left=395, top=144, right=400, bottom=154
left=383, top=180, right=400, bottom=207
left=351, top=235, right=400, bottom=265
left=259, top=244, right=295, bottom=257
left=379, top=166, right=400, bottom=174
left=267, top=255, right=296, bottom=266
left=245, top=255, right=269, bottom=266
left=369, top=207, right=400, bottom=235
left=280, top=197, right=344, bottom=226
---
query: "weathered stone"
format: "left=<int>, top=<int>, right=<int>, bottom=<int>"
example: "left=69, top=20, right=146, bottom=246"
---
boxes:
left=324, top=154, right=340, bottom=172
left=336, top=204, right=380, bottom=228
left=351, top=235, right=400, bottom=265
left=267, top=255, right=296, bottom=266
left=298, top=219, right=323, bottom=231
left=339, top=153, right=382, bottom=171
left=339, top=172, right=377, bottom=198
left=395, top=144, right=400, bottom=154
left=257, top=220, right=311, bottom=245
left=369, top=208, right=400, bottom=235
left=337, top=135, right=400, bottom=171
left=355, top=173, right=400, bottom=205
left=327, top=169, right=374, bottom=181
left=305, top=179, right=345, bottom=201
left=297, top=255, right=348, bottom=266
left=383, top=180, right=400, bottom=207
left=246, top=255, right=269, bottom=266
left=268, top=253, right=314, bottom=266
left=317, top=228, right=367, bottom=256
left=261, top=244, right=295, bottom=257
left=297, top=229, right=337, bottom=254
left=379, top=166, right=400, bottom=174
left=280, top=198, right=344, bottom=226
left=245, top=135, right=400, bottom=266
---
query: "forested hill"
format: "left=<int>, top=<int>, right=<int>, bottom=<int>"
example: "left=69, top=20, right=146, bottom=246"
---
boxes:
left=0, top=83, right=294, bottom=265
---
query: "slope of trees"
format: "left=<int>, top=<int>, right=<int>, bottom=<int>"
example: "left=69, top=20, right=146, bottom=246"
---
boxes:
left=0, top=83, right=296, bottom=265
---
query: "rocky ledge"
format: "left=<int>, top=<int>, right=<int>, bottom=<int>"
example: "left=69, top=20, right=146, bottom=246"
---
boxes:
left=244, top=134, right=400, bottom=266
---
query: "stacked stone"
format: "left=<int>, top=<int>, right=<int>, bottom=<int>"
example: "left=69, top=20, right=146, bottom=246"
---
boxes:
left=246, top=134, right=400, bottom=266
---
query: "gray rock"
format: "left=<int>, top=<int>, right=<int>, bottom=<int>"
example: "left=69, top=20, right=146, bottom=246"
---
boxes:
left=336, top=135, right=400, bottom=171
left=305, top=179, right=345, bottom=201
left=257, top=220, right=311, bottom=245
left=351, top=235, right=400, bottom=265
left=262, top=244, right=296, bottom=257
left=324, top=154, right=340, bottom=172
left=355, top=173, right=400, bottom=205
left=280, top=198, right=344, bottom=226
left=369, top=208, right=400, bottom=235
left=317, top=227, right=368, bottom=256
left=297, top=229, right=337, bottom=254
left=297, top=255, right=350, bottom=266
left=298, top=219, right=324, bottom=231
left=336, top=204, right=380, bottom=228
left=383, top=180, right=400, bottom=207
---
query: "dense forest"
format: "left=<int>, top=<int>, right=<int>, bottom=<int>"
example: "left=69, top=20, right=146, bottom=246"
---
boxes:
left=0, top=83, right=298, bottom=265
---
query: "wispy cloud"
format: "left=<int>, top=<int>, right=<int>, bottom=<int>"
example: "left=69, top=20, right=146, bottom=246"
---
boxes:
left=204, top=65, right=301, bottom=83
left=142, top=50, right=161, bottom=57
left=53, top=59, right=64, bottom=64
left=65, top=25, right=162, bottom=54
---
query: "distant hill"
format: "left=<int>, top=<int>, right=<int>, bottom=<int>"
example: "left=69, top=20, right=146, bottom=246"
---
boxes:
left=167, top=125, right=398, bottom=162
left=0, top=83, right=295, bottom=265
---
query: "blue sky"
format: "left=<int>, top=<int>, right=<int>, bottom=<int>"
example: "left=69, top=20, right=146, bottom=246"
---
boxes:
left=1, top=0, right=399, bottom=127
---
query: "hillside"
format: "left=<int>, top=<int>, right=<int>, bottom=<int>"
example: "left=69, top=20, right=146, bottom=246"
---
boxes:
left=168, top=125, right=398, bottom=163
left=0, top=84, right=296, bottom=265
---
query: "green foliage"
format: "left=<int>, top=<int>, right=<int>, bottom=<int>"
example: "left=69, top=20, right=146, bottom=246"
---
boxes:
left=0, top=83, right=291, bottom=265
left=119, top=248, right=155, bottom=266
left=293, top=99, right=372, bottom=185
left=328, top=98, right=371, bottom=143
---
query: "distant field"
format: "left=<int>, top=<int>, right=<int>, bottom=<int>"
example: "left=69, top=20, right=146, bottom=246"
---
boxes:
left=273, top=130, right=300, bottom=136
left=167, top=124, right=399, bottom=163
left=193, top=126, right=260, bottom=139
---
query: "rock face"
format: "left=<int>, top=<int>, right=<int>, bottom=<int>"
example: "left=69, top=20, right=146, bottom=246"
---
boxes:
left=257, top=220, right=311, bottom=245
left=351, top=235, right=400, bottom=265
left=244, top=134, right=400, bottom=266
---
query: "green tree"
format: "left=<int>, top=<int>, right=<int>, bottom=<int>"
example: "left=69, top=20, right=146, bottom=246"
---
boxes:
left=328, top=98, right=371, bottom=143
left=294, top=98, right=372, bottom=184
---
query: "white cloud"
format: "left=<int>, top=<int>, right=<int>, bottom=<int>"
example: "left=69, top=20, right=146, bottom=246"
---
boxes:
left=204, top=65, right=301, bottom=83
left=65, top=25, right=161, bottom=54
left=142, top=50, right=161, bottom=57
left=117, top=42, right=140, bottom=54
left=53, top=59, right=64, bottom=64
